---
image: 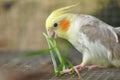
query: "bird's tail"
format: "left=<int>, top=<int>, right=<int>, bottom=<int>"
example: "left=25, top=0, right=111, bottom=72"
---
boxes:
left=115, top=27, right=120, bottom=30
left=114, top=27, right=120, bottom=34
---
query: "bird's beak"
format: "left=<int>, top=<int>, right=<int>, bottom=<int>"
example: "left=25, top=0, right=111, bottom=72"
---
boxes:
left=47, top=29, right=57, bottom=39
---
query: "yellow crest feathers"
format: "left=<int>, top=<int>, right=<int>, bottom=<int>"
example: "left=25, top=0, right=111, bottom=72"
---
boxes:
left=52, top=3, right=79, bottom=16
left=46, top=3, right=79, bottom=28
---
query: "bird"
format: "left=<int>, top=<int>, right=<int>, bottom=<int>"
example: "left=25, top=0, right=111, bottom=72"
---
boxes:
left=45, top=4, right=120, bottom=77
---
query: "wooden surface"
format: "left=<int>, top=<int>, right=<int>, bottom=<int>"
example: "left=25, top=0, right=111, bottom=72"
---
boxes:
left=0, top=51, right=120, bottom=80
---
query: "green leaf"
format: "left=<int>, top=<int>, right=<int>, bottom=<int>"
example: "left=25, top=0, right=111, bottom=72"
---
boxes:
left=23, top=48, right=55, bottom=57
left=11, top=48, right=55, bottom=64
left=43, top=33, right=75, bottom=76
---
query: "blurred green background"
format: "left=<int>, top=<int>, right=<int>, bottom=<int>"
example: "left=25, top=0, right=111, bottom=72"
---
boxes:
left=0, top=0, right=120, bottom=51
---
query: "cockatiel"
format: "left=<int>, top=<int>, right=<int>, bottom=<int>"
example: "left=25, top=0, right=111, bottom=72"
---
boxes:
left=45, top=4, right=120, bottom=76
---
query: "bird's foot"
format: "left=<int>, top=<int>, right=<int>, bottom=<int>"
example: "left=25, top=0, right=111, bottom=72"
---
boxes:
left=61, top=64, right=84, bottom=78
left=61, top=65, right=105, bottom=76
left=61, top=64, right=105, bottom=79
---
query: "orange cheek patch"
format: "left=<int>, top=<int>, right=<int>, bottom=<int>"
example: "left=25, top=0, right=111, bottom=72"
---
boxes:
left=60, top=20, right=70, bottom=31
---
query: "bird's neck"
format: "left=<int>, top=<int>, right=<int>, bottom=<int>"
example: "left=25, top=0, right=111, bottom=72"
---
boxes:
left=67, top=14, right=80, bottom=40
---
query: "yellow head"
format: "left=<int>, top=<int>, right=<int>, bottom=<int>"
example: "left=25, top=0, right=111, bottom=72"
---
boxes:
left=45, top=4, right=78, bottom=39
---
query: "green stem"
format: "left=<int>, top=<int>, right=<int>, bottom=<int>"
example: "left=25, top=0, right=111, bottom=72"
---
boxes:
left=49, top=39, right=66, bottom=70
left=43, top=33, right=58, bottom=74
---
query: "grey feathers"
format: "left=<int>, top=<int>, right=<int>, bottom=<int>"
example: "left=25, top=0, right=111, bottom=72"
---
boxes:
left=79, top=15, right=120, bottom=59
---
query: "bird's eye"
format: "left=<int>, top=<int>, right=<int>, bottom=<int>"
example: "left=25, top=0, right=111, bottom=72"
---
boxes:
left=53, top=23, right=58, bottom=27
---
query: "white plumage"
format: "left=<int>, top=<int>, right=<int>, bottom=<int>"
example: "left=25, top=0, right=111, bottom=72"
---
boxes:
left=68, top=14, right=120, bottom=67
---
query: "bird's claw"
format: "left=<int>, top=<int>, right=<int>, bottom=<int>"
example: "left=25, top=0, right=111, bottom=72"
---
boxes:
left=61, top=64, right=84, bottom=78
left=61, top=68, right=72, bottom=74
